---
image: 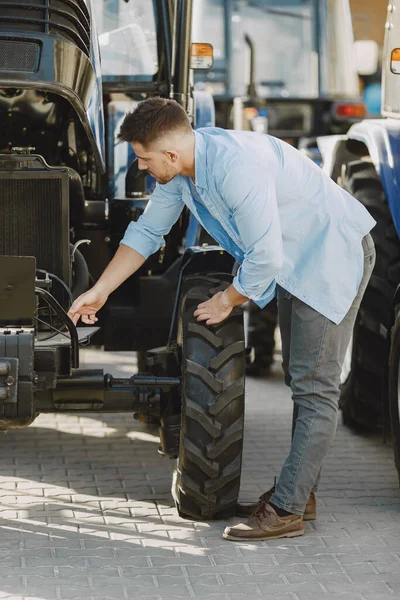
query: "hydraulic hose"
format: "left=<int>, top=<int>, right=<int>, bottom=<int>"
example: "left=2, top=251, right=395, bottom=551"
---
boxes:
left=71, top=245, right=90, bottom=300
left=35, top=287, right=79, bottom=368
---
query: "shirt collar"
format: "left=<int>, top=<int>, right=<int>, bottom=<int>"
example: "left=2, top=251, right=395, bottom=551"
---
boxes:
left=193, top=130, right=208, bottom=190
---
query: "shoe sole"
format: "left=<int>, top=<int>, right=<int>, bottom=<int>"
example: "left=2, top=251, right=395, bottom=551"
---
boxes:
left=236, top=510, right=316, bottom=521
left=223, top=528, right=305, bottom=542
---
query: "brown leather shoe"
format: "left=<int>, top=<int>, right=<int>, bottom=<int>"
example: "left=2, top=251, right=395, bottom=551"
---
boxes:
left=236, top=487, right=316, bottom=521
left=224, top=502, right=304, bottom=542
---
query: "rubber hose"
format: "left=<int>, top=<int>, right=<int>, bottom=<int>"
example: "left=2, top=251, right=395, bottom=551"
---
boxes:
left=70, top=244, right=90, bottom=300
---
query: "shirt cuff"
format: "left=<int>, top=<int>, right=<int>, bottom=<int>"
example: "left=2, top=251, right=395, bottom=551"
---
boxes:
left=232, top=275, right=276, bottom=309
left=120, top=222, right=162, bottom=259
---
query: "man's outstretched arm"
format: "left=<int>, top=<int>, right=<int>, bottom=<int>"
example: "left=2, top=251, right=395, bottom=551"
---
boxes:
left=67, top=244, right=146, bottom=325
left=68, top=180, right=184, bottom=325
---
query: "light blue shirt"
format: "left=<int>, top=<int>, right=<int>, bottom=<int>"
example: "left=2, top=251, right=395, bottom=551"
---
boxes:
left=121, top=128, right=376, bottom=324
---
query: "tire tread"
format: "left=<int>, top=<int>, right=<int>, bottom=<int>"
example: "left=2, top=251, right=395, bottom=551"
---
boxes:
left=174, top=274, right=245, bottom=520
left=340, top=160, right=400, bottom=430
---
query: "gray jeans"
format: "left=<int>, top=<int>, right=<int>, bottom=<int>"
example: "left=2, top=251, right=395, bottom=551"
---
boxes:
left=270, top=233, right=376, bottom=515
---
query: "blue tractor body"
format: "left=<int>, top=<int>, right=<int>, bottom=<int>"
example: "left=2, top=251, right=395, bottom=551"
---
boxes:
left=319, top=1, right=400, bottom=481
left=345, top=119, right=400, bottom=239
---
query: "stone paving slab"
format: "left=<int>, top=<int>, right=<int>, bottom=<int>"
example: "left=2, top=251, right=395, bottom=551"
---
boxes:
left=0, top=348, right=397, bottom=599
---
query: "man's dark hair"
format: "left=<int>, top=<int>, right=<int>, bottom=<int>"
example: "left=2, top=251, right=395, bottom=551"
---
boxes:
left=118, top=97, right=192, bottom=147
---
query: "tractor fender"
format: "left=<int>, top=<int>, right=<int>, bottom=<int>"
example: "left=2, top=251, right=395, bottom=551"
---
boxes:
left=345, top=119, right=400, bottom=240
left=317, top=134, right=349, bottom=179
left=168, top=246, right=235, bottom=345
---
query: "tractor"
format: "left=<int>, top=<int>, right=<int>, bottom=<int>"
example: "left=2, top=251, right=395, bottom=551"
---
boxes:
left=0, top=0, right=246, bottom=520
left=317, top=1, right=400, bottom=480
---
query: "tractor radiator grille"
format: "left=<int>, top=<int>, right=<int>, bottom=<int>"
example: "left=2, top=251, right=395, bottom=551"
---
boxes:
left=0, top=39, right=40, bottom=71
left=0, top=0, right=90, bottom=56
left=0, top=178, right=66, bottom=280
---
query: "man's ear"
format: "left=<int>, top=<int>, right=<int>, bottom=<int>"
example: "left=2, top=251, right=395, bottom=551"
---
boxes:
left=165, top=150, right=179, bottom=163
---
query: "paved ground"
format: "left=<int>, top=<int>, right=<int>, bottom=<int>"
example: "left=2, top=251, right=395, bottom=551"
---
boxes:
left=0, top=348, right=399, bottom=600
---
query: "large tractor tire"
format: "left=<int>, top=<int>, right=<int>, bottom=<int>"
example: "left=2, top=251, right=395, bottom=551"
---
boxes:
left=339, top=160, right=400, bottom=430
left=173, top=274, right=245, bottom=520
left=389, top=308, right=400, bottom=482
left=245, top=299, right=277, bottom=377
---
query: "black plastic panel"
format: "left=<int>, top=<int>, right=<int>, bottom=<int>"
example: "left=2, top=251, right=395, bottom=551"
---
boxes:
left=0, top=256, right=35, bottom=326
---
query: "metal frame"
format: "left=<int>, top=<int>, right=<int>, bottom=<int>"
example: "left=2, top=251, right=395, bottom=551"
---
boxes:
left=101, top=0, right=174, bottom=95
left=170, top=0, right=193, bottom=110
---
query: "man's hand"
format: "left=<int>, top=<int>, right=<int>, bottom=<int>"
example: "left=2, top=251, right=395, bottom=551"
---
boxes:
left=66, top=244, right=146, bottom=326
left=193, top=291, right=234, bottom=326
left=67, top=287, right=109, bottom=326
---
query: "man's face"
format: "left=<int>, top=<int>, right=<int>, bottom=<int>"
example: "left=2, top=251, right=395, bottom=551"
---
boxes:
left=132, top=141, right=178, bottom=185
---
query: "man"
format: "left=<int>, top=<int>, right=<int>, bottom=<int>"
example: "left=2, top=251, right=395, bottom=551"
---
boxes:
left=68, top=97, right=376, bottom=542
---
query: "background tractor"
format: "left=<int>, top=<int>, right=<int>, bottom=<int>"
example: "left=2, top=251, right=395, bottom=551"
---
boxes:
left=317, top=0, right=400, bottom=480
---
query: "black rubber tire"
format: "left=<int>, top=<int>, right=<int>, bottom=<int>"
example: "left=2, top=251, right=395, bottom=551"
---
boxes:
left=389, top=308, right=400, bottom=482
left=173, top=274, right=245, bottom=520
left=245, top=298, right=277, bottom=377
left=339, top=160, right=400, bottom=431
